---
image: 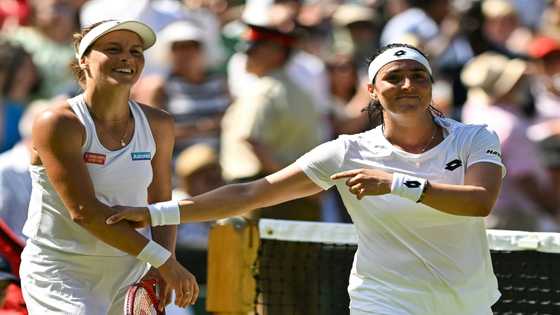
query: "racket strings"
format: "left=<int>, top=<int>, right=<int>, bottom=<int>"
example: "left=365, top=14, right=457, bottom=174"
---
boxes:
left=125, top=280, right=163, bottom=315
left=133, top=287, right=157, bottom=315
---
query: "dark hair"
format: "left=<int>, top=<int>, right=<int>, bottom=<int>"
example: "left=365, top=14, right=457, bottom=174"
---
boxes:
left=0, top=40, right=35, bottom=96
left=69, top=20, right=110, bottom=86
left=361, top=43, right=443, bottom=128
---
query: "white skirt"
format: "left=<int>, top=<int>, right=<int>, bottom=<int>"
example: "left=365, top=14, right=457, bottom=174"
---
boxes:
left=20, top=240, right=149, bottom=315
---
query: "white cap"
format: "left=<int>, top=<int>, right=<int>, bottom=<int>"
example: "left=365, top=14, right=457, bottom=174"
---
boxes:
left=76, top=20, right=156, bottom=60
left=242, top=0, right=274, bottom=27
left=159, top=21, right=204, bottom=46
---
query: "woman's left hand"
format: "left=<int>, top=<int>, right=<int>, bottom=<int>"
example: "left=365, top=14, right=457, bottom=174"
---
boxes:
left=331, top=168, right=393, bottom=200
left=141, top=267, right=173, bottom=308
left=106, top=206, right=150, bottom=227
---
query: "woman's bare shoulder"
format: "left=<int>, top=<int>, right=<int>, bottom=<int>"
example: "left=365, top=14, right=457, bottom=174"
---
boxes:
left=33, top=99, right=84, bottom=141
left=136, top=102, right=173, bottom=127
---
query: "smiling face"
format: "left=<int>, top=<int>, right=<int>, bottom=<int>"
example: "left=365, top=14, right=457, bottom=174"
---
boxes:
left=80, top=30, right=145, bottom=87
left=368, top=59, right=432, bottom=116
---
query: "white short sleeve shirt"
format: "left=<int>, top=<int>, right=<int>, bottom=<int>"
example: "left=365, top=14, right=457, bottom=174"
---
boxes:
left=296, top=117, right=505, bottom=315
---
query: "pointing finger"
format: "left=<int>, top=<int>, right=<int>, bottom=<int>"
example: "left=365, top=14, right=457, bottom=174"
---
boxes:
left=331, top=169, right=361, bottom=180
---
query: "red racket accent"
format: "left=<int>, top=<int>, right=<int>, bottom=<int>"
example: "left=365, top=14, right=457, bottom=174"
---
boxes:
left=124, top=279, right=165, bottom=315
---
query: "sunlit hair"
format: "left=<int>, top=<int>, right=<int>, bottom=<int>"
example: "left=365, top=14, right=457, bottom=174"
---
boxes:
left=361, top=43, right=444, bottom=128
left=68, top=20, right=110, bottom=87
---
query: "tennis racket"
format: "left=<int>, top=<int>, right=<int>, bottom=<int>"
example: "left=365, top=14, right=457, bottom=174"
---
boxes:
left=124, top=279, right=166, bottom=315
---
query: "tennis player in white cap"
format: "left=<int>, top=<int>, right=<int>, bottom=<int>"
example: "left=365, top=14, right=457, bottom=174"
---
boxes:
left=20, top=20, right=198, bottom=314
left=108, top=43, right=505, bottom=315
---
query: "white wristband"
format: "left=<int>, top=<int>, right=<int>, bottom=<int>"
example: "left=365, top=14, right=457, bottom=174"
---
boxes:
left=390, top=172, right=427, bottom=202
left=147, top=200, right=181, bottom=226
left=137, top=240, right=172, bottom=268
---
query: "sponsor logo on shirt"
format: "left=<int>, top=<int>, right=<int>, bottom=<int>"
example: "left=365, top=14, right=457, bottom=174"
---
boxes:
left=486, top=149, right=502, bottom=159
left=84, top=152, right=106, bottom=165
left=131, top=152, right=151, bottom=161
left=445, top=159, right=462, bottom=171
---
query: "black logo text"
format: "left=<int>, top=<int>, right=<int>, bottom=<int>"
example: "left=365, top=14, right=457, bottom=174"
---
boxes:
left=486, top=150, right=502, bottom=159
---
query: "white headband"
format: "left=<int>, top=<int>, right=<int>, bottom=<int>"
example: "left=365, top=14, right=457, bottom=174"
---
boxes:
left=367, top=47, right=432, bottom=82
left=76, top=20, right=156, bottom=60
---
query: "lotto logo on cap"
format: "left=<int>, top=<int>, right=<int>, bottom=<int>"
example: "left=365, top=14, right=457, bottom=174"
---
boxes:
left=367, top=46, right=432, bottom=82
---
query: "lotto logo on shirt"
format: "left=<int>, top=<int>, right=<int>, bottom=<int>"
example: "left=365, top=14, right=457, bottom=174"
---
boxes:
left=84, top=152, right=106, bottom=165
left=131, top=152, right=151, bottom=161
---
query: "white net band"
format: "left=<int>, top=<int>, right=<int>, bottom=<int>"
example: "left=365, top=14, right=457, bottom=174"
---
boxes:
left=259, top=219, right=560, bottom=253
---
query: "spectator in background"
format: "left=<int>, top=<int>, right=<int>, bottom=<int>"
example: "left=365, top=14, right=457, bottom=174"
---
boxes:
left=0, top=219, right=26, bottom=314
left=228, top=1, right=336, bottom=143
left=221, top=22, right=323, bottom=222
left=462, top=52, right=559, bottom=231
left=0, top=99, right=51, bottom=241
left=323, top=53, right=370, bottom=136
left=4, top=0, right=77, bottom=98
left=540, top=0, right=560, bottom=42
left=527, top=36, right=560, bottom=120
left=331, top=3, right=379, bottom=76
left=480, top=0, right=533, bottom=58
left=526, top=36, right=560, bottom=207
left=0, top=0, right=30, bottom=29
left=0, top=40, right=38, bottom=153
left=137, top=20, right=230, bottom=154
left=326, top=53, right=358, bottom=112
left=0, top=271, right=21, bottom=314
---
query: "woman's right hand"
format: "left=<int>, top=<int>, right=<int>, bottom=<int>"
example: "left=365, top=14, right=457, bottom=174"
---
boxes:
left=106, top=206, right=150, bottom=227
left=157, top=257, right=199, bottom=307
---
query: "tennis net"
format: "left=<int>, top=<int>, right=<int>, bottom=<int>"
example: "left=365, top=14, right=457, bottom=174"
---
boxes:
left=254, top=219, right=560, bottom=315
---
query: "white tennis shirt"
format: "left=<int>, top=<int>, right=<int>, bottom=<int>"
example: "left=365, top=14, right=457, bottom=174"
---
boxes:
left=23, top=94, right=154, bottom=255
left=296, top=117, right=505, bottom=315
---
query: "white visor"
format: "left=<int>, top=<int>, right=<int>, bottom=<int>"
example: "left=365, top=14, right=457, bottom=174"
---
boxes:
left=367, top=47, right=432, bottom=83
left=76, top=20, right=156, bottom=60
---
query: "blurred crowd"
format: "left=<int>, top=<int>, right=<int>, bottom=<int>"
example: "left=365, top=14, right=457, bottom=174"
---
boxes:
left=1, top=0, right=560, bottom=313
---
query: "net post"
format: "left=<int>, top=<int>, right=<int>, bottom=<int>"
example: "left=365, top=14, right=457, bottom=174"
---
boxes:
left=206, top=216, right=259, bottom=314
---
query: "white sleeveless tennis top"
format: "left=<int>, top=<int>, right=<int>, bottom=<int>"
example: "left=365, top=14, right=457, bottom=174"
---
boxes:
left=23, top=94, right=155, bottom=256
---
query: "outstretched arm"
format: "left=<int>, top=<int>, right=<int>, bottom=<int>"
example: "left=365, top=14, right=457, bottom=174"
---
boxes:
left=107, top=163, right=323, bottom=225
